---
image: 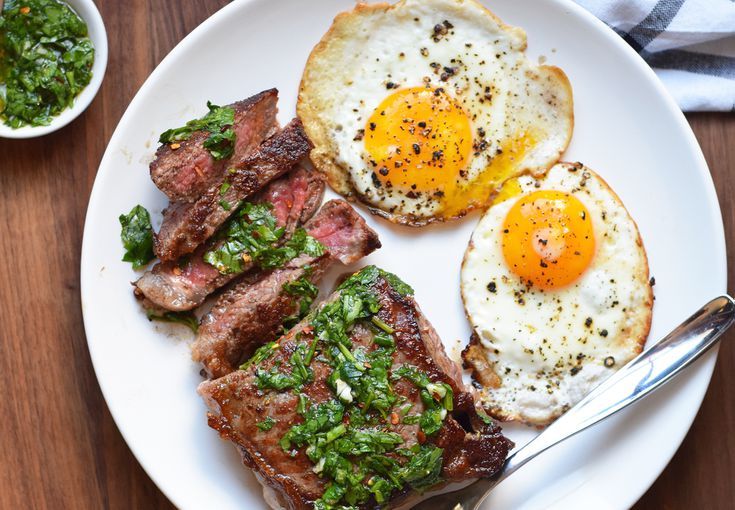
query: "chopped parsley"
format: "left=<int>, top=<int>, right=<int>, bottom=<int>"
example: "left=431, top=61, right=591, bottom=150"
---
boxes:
left=392, top=365, right=453, bottom=435
left=203, top=202, right=324, bottom=274
left=243, top=267, right=453, bottom=508
left=0, top=0, right=95, bottom=128
left=256, top=343, right=313, bottom=391
left=241, top=342, right=280, bottom=370
left=256, top=416, right=276, bottom=431
left=145, top=310, right=198, bottom=333
left=119, top=205, right=155, bottom=269
left=282, top=272, right=320, bottom=328
left=158, top=101, right=236, bottom=160
left=338, top=264, right=414, bottom=297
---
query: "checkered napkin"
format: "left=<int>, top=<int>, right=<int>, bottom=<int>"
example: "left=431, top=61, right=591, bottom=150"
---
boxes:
left=575, top=0, right=735, bottom=111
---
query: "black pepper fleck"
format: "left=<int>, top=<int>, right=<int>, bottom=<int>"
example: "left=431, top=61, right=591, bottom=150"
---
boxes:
left=370, top=172, right=382, bottom=188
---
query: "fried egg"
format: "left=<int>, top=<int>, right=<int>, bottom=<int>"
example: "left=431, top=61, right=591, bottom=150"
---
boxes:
left=461, top=163, right=653, bottom=425
left=298, top=0, right=573, bottom=225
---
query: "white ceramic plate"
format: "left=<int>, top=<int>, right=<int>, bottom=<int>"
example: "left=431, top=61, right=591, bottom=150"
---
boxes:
left=80, top=0, right=727, bottom=509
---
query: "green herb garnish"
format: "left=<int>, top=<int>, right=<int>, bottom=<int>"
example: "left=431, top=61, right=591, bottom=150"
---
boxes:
left=256, top=343, right=313, bottom=391
left=145, top=310, right=198, bottom=333
left=393, top=364, right=454, bottom=434
left=476, top=407, right=495, bottom=426
left=256, top=416, right=276, bottom=431
left=242, top=267, right=452, bottom=508
left=204, top=202, right=324, bottom=274
left=337, top=265, right=414, bottom=297
left=240, top=341, right=279, bottom=370
left=0, top=0, right=95, bottom=128
left=158, top=101, right=236, bottom=160
left=119, top=205, right=155, bottom=269
left=398, top=444, right=444, bottom=490
left=283, top=273, right=320, bottom=327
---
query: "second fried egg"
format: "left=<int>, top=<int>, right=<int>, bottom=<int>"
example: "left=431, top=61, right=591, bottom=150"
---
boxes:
left=298, top=0, right=573, bottom=225
left=461, top=163, right=653, bottom=425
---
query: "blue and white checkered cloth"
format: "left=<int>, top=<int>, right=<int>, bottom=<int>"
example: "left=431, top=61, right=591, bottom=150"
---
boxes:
left=576, top=0, right=735, bottom=111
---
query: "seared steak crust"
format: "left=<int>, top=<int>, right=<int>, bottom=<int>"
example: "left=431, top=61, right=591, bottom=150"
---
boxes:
left=192, top=199, right=381, bottom=378
left=198, top=274, right=513, bottom=509
left=194, top=253, right=331, bottom=381
left=150, top=89, right=279, bottom=203
left=199, top=333, right=329, bottom=509
left=134, top=166, right=325, bottom=312
left=154, top=119, right=312, bottom=262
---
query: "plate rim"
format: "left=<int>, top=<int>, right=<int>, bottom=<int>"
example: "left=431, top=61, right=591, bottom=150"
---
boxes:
left=80, top=0, right=728, bottom=508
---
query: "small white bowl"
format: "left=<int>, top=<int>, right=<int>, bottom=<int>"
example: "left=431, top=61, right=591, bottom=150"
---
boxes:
left=0, top=0, right=108, bottom=139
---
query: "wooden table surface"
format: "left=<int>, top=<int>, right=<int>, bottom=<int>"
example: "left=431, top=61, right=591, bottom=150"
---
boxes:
left=1, top=1, right=733, bottom=508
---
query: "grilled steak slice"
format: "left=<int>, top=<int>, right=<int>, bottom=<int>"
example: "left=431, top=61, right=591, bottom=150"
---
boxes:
left=154, top=119, right=312, bottom=262
left=133, top=166, right=325, bottom=312
left=192, top=199, right=381, bottom=379
left=198, top=267, right=513, bottom=510
left=150, top=89, right=279, bottom=203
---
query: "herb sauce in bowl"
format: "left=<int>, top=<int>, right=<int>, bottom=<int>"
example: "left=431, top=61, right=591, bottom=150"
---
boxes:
left=0, top=0, right=95, bottom=128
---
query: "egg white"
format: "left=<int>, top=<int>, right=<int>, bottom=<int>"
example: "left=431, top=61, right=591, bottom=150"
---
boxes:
left=461, top=163, right=653, bottom=425
left=298, top=0, right=573, bottom=224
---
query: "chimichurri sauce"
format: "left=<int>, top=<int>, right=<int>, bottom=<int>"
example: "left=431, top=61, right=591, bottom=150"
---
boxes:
left=0, top=0, right=95, bottom=128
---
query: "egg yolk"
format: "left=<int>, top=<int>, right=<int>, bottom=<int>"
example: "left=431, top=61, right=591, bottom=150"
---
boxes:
left=364, top=86, right=472, bottom=193
left=502, top=190, right=595, bottom=289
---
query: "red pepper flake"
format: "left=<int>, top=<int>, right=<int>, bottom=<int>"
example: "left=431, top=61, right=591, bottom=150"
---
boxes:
left=390, top=412, right=399, bottom=425
left=417, top=431, right=426, bottom=444
left=20, top=6, right=31, bottom=14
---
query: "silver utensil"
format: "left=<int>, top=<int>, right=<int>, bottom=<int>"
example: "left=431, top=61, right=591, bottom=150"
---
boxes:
left=413, top=294, right=735, bottom=510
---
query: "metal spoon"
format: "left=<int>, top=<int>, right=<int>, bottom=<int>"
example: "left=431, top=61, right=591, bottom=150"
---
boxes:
left=413, top=294, right=735, bottom=510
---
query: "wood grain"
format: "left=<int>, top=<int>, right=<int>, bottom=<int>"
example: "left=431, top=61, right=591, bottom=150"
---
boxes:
left=0, top=1, right=731, bottom=508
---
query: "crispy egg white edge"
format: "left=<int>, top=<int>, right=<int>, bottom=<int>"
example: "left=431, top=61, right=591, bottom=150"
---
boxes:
left=461, top=163, right=653, bottom=425
left=297, top=0, right=573, bottom=224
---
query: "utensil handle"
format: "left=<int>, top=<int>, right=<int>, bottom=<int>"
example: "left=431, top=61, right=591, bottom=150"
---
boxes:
left=499, top=295, right=735, bottom=487
left=415, top=295, right=735, bottom=510
left=413, top=296, right=735, bottom=510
